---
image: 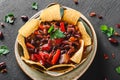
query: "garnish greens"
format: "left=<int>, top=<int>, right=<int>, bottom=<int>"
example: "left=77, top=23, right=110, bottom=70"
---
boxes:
left=100, top=25, right=115, bottom=37
left=32, top=2, right=38, bottom=10
left=5, top=13, right=15, bottom=24
left=116, top=66, right=120, bottom=74
left=0, top=46, right=9, bottom=55
left=48, top=26, right=65, bottom=39
left=48, top=26, right=54, bottom=33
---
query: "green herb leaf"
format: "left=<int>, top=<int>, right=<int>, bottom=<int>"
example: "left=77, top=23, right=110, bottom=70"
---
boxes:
left=32, top=2, right=38, bottom=10
left=5, top=13, right=15, bottom=24
left=100, top=25, right=108, bottom=31
left=100, top=25, right=115, bottom=37
left=0, top=46, right=9, bottom=55
left=116, top=66, right=120, bottom=74
left=50, top=29, right=65, bottom=39
left=48, top=26, right=54, bottom=33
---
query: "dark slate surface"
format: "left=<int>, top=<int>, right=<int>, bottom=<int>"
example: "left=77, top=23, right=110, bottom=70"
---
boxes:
left=0, top=0, right=120, bottom=80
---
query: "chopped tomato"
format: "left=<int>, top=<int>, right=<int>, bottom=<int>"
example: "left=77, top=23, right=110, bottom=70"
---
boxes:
left=34, top=30, right=39, bottom=35
left=51, top=49, right=61, bottom=65
left=26, top=42, right=35, bottom=49
left=41, top=44, right=51, bottom=51
left=30, top=54, right=37, bottom=61
left=34, top=54, right=42, bottom=61
left=60, top=22, right=66, bottom=32
left=54, top=38, right=63, bottom=44
left=39, top=24, right=44, bottom=30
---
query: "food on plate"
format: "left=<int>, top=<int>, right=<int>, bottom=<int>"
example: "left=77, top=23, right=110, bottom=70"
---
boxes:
left=17, top=4, right=93, bottom=76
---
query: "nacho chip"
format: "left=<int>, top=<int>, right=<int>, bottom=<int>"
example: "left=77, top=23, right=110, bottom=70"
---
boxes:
left=47, top=64, right=75, bottom=71
left=77, top=22, right=91, bottom=46
left=19, top=19, right=40, bottom=37
left=21, top=57, right=46, bottom=71
left=70, top=39, right=84, bottom=64
left=40, top=4, right=61, bottom=21
left=62, top=9, right=81, bottom=25
left=17, top=34, right=30, bottom=59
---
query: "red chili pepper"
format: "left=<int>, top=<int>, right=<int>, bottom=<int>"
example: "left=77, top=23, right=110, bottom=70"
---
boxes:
left=26, top=42, right=35, bottom=49
left=51, top=49, right=61, bottom=65
left=60, top=22, right=66, bottom=32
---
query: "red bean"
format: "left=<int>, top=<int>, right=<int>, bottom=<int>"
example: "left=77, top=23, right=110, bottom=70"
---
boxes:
left=0, top=22, right=5, bottom=28
left=108, top=38, right=118, bottom=44
left=89, top=12, right=96, bottom=17
left=0, top=31, right=4, bottom=40
left=116, top=24, right=120, bottom=28
left=21, top=15, right=28, bottom=22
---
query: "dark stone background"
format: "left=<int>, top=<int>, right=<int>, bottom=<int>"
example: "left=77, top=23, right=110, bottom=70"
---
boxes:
left=0, top=0, right=120, bottom=80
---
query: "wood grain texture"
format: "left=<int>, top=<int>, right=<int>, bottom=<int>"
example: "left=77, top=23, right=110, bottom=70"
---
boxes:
left=0, top=0, right=120, bottom=80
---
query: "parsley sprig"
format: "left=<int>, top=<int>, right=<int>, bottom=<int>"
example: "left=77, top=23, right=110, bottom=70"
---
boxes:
left=100, top=25, right=115, bottom=37
left=32, top=2, right=38, bottom=10
left=0, top=46, right=9, bottom=55
left=48, top=25, right=65, bottom=39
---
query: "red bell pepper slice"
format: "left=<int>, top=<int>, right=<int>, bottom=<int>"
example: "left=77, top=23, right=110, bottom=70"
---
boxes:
left=51, top=49, right=61, bottom=65
left=60, top=22, right=66, bottom=32
left=26, top=42, right=35, bottom=49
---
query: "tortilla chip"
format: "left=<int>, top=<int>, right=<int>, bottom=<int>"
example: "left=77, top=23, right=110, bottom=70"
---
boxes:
left=77, top=22, right=91, bottom=46
left=70, top=39, right=84, bottom=64
left=47, top=64, right=75, bottom=71
left=40, top=4, right=61, bottom=21
left=62, top=9, right=81, bottom=25
left=17, top=34, right=30, bottom=59
left=19, top=19, right=40, bottom=38
left=21, top=57, right=47, bottom=71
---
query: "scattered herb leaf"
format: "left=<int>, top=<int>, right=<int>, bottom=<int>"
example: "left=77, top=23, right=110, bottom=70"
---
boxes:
left=50, top=29, right=65, bottom=39
left=100, top=25, right=115, bottom=37
left=116, top=66, right=120, bottom=74
left=32, top=2, right=38, bottom=10
left=5, top=13, right=15, bottom=24
left=48, top=26, right=54, bottom=33
left=0, top=46, right=9, bottom=55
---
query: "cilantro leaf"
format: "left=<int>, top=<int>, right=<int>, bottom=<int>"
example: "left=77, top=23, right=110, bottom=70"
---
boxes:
left=32, top=2, right=38, bottom=10
left=50, top=29, right=65, bottom=39
left=116, top=66, right=120, bottom=74
left=0, top=46, right=9, bottom=55
left=48, top=26, right=54, bottom=33
left=5, top=13, right=15, bottom=24
left=100, top=25, right=115, bottom=37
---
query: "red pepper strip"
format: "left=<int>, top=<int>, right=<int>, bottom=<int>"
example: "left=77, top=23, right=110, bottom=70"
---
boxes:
left=26, top=42, right=35, bottom=49
left=34, top=53, right=45, bottom=65
left=60, top=22, right=66, bottom=32
left=51, top=49, right=61, bottom=65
